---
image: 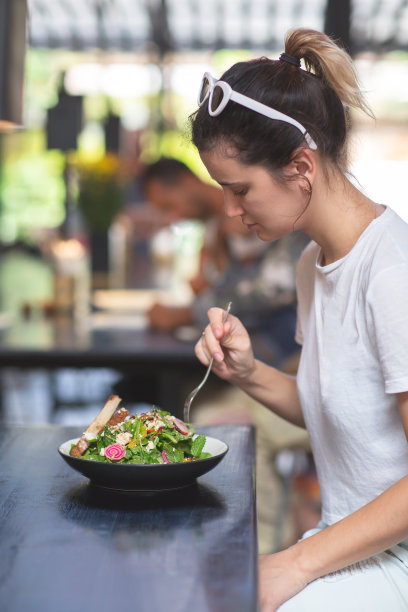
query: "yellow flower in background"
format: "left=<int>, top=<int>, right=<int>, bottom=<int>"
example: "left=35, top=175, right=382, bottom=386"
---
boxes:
left=69, top=152, right=129, bottom=231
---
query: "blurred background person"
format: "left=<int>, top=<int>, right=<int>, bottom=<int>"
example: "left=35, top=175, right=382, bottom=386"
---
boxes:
left=142, top=157, right=229, bottom=294
left=142, top=157, right=310, bottom=368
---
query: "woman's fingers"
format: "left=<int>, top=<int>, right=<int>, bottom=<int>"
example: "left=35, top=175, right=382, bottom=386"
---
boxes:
left=194, top=333, right=212, bottom=365
left=198, top=322, right=224, bottom=363
left=195, top=307, right=254, bottom=381
left=201, top=309, right=244, bottom=357
left=208, top=306, right=229, bottom=340
left=194, top=307, right=231, bottom=364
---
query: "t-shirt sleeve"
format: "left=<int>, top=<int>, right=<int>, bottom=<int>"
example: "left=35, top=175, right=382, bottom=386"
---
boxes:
left=367, top=263, right=408, bottom=394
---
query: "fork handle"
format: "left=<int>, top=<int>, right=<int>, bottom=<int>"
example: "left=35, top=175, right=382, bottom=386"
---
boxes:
left=184, top=301, right=232, bottom=424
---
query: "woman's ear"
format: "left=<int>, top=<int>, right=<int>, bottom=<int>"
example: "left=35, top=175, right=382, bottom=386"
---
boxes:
left=287, top=147, right=317, bottom=185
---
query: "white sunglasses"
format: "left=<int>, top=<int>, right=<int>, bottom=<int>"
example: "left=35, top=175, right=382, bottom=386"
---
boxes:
left=198, top=72, right=317, bottom=151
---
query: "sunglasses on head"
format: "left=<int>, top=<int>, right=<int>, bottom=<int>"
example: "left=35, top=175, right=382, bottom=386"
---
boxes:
left=198, top=72, right=317, bottom=151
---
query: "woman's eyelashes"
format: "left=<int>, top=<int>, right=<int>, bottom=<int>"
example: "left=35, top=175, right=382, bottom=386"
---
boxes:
left=232, top=186, right=248, bottom=197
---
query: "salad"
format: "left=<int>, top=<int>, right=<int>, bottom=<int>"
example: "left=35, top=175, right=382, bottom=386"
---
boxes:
left=70, top=407, right=211, bottom=465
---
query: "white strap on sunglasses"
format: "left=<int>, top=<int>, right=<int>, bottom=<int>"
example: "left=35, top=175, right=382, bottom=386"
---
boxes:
left=198, top=72, right=317, bottom=151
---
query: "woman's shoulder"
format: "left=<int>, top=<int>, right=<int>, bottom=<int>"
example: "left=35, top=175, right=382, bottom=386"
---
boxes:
left=360, top=208, right=408, bottom=303
left=371, top=207, right=408, bottom=269
left=384, top=207, right=408, bottom=252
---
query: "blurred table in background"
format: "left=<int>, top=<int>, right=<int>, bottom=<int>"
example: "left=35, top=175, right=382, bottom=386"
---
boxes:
left=0, top=311, right=203, bottom=419
left=0, top=246, right=204, bottom=421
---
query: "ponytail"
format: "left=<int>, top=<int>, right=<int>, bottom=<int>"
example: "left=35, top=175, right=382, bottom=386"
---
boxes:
left=284, top=28, right=373, bottom=118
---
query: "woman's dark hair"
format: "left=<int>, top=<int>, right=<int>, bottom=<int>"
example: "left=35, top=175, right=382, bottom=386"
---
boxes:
left=191, top=28, right=373, bottom=178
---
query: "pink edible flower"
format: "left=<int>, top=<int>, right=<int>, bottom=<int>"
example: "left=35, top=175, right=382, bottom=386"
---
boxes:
left=105, top=444, right=126, bottom=462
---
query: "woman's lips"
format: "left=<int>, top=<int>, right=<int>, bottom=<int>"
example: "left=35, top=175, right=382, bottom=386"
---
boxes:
left=241, top=216, right=258, bottom=230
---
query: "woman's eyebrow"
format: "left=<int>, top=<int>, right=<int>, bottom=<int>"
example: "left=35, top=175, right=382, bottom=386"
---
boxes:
left=218, top=180, right=245, bottom=186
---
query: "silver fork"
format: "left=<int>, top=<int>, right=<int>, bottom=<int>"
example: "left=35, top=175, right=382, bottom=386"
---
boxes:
left=183, top=301, right=232, bottom=424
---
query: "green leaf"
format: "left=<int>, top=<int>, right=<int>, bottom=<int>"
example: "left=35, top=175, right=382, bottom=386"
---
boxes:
left=82, top=447, right=103, bottom=461
left=174, top=448, right=184, bottom=463
left=160, top=431, right=179, bottom=444
left=177, top=439, right=193, bottom=454
left=157, top=409, right=170, bottom=417
left=102, top=426, right=116, bottom=447
left=127, top=455, right=145, bottom=464
left=191, top=435, right=206, bottom=458
left=199, top=452, right=212, bottom=460
left=123, top=420, right=133, bottom=432
left=162, top=443, right=184, bottom=463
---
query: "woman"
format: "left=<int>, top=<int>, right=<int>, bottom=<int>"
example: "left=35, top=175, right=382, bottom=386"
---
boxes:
left=191, top=28, right=408, bottom=611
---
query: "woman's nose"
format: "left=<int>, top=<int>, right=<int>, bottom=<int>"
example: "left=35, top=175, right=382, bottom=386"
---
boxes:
left=223, top=192, right=244, bottom=218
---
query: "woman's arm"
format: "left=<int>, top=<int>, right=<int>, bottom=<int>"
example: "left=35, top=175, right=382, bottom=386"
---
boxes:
left=259, top=390, right=408, bottom=611
left=148, top=304, right=193, bottom=331
left=239, top=359, right=305, bottom=427
left=197, top=307, right=304, bottom=427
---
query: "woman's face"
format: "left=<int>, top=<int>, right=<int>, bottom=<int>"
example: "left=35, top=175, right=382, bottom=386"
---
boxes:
left=200, top=148, right=308, bottom=241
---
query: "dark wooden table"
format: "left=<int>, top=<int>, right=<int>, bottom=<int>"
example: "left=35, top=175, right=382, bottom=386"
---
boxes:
left=0, top=424, right=258, bottom=612
left=0, top=314, right=206, bottom=416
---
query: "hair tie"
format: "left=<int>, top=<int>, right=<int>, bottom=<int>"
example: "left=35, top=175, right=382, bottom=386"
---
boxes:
left=279, top=53, right=301, bottom=68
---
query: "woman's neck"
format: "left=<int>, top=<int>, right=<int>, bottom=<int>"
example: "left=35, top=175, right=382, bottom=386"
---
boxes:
left=303, top=170, right=384, bottom=266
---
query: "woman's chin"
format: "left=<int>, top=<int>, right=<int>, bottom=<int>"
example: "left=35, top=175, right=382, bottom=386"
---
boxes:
left=253, top=226, right=268, bottom=240
left=255, top=227, right=284, bottom=242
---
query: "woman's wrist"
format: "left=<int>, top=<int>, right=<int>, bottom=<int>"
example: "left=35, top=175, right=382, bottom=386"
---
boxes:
left=237, top=358, right=275, bottom=391
left=289, top=538, right=322, bottom=585
left=230, top=356, right=258, bottom=387
left=272, top=539, right=322, bottom=592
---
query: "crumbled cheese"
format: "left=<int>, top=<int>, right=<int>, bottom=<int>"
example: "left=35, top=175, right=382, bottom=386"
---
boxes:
left=83, top=431, right=97, bottom=442
left=146, top=439, right=155, bottom=451
left=100, top=448, right=106, bottom=457
left=145, top=415, right=164, bottom=431
left=115, top=431, right=132, bottom=446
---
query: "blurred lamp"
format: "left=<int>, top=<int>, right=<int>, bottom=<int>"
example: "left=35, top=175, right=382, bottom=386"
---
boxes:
left=0, top=0, right=27, bottom=132
left=104, top=112, right=121, bottom=153
left=46, top=86, right=83, bottom=151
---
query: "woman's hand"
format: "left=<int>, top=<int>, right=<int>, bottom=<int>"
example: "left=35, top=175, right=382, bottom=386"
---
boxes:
left=258, top=548, right=309, bottom=611
left=195, top=307, right=255, bottom=383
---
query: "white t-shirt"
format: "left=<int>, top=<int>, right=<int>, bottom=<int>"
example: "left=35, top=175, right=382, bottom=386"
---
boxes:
left=296, top=206, right=408, bottom=525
